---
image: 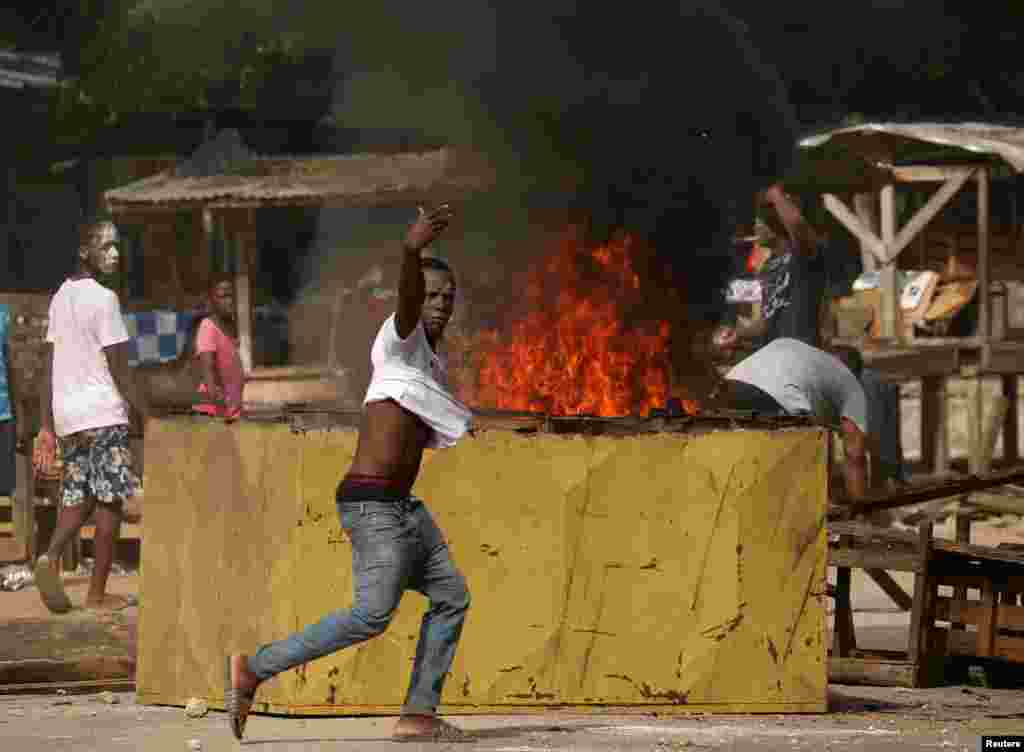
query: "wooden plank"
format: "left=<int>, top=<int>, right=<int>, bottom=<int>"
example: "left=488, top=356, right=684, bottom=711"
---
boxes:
left=934, top=596, right=1024, bottom=630
left=892, top=165, right=978, bottom=183
left=879, top=184, right=898, bottom=340
left=978, top=580, right=998, bottom=657
left=829, top=547, right=922, bottom=572
left=932, top=539, right=1024, bottom=564
left=969, top=492, right=1024, bottom=516
left=823, top=194, right=887, bottom=263
left=887, top=169, right=975, bottom=261
left=866, top=569, right=913, bottom=611
left=1003, top=375, right=1019, bottom=464
left=842, top=466, right=1024, bottom=517
left=828, top=521, right=919, bottom=545
left=828, top=657, right=915, bottom=687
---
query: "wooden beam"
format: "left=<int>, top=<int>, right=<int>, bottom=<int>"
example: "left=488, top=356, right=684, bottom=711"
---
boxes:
left=829, top=547, right=923, bottom=573
left=231, top=212, right=254, bottom=375
left=907, top=522, right=935, bottom=684
left=828, top=657, right=916, bottom=687
left=879, top=184, right=898, bottom=340
left=977, top=167, right=991, bottom=342
left=823, top=194, right=887, bottom=263
left=866, top=569, right=913, bottom=611
left=891, top=165, right=978, bottom=183
left=853, top=193, right=878, bottom=273
left=838, top=465, right=1024, bottom=517
left=886, top=169, right=975, bottom=262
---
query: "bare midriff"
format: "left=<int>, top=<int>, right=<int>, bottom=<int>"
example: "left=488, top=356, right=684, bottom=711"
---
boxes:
left=345, top=399, right=432, bottom=495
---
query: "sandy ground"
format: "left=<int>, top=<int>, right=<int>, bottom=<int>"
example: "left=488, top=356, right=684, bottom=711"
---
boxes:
left=0, top=686, right=1022, bottom=752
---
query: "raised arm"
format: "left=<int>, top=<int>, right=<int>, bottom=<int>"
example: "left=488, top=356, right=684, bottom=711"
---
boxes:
left=760, top=184, right=820, bottom=257
left=395, top=205, right=453, bottom=339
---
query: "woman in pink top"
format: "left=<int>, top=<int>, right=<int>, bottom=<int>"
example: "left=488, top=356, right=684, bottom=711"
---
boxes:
left=193, top=277, right=245, bottom=421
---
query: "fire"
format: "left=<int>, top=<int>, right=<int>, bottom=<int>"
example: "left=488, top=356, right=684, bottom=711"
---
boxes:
left=475, top=229, right=677, bottom=417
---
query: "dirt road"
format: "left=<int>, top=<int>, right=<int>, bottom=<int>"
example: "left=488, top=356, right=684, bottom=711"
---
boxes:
left=1, top=686, right=1021, bottom=751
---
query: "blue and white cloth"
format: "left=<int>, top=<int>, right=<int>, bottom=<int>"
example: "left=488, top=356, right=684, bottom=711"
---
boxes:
left=122, top=310, right=201, bottom=367
left=0, top=304, right=11, bottom=420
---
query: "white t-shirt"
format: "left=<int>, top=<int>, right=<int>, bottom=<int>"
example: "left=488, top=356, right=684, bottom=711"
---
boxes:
left=726, top=337, right=869, bottom=433
left=363, top=313, right=473, bottom=449
left=46, top=278, right=131, bottom=437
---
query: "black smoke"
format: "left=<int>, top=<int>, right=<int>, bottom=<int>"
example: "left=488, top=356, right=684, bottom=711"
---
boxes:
left=332, top=1, right=797, bottom=323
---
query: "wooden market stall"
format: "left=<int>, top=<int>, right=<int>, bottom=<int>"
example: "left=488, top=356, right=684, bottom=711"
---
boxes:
left=796, top=123, right=1024, bottom=479
left=103, top=130, right=493, bottom=407
left=792, top=124, right=1024, bottom=686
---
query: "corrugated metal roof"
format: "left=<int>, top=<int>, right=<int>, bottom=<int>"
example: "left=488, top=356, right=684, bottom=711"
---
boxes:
left=800, top=122, right=1024, bottom=172
left=104, top=147, right=494, bottom=212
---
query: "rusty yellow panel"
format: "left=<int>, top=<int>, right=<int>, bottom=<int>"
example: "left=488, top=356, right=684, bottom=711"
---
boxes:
left=138, top=419, right=827, bottom=714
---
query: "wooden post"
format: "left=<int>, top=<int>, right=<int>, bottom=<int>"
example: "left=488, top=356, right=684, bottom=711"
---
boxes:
left=1003, top=375, right=1019, bottom=464
left=977, top=168, right=990, bottom=344
left=908, top=521, right=935, bottom=686
left=920, top=376, right=949, bottom=475
left=15, top=442, right=35, bottom=559
left=832, top=535, right=857, bottom=658
left=879, top=184, right=898, bottom=340
left=853, top=193, right=878, bottom=274
left=231, top=211, right=254, bottom=375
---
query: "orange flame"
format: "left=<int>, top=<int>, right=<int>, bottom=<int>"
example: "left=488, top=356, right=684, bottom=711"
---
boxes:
left=476, top=229, right=677, bottom=417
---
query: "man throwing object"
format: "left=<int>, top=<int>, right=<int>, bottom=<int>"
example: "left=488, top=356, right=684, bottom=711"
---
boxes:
left=226, top=205, right=473, bottom=742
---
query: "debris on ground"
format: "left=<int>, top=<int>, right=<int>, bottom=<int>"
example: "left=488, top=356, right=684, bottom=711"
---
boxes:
left=97, top=691, right=120, bottom=705
left=0, top=565, right=33, bottom=592
left=184, top=698, right=208, bottom=719
left=187, top=739, right=203, bottom=751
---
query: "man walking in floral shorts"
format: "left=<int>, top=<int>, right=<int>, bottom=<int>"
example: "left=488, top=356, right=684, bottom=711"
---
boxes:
left=33, top=219, right=149, bottom=613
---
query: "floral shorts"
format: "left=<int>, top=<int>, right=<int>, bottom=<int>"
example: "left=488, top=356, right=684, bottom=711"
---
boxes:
left=59, top=425, right=141, bottom=508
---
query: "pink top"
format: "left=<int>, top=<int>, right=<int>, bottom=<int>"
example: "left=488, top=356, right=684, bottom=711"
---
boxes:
left=193, top=317, right=244, bottom=420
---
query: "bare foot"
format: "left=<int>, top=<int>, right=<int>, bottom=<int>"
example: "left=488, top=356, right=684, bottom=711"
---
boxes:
left=84, top=593, right=135, bottom=612
left=34, top=555, right=72, bottom=614
left=393, top=715, right=469, bottom=741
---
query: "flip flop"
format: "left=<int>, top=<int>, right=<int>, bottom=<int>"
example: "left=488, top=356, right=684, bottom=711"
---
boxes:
left=224, top=655, right=255, bottom=741
left=34, top=555, right=73, bottom=614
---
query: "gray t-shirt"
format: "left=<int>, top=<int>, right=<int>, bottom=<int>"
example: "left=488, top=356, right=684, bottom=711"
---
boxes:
left=726, top=338, right=868, bottom=433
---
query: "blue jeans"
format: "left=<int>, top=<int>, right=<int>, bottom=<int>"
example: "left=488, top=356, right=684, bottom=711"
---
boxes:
left=247, top=497, right=471, bottom=715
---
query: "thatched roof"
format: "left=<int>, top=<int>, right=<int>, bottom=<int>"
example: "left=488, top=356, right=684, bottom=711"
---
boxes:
left=104, top=138, right=493, bottom=213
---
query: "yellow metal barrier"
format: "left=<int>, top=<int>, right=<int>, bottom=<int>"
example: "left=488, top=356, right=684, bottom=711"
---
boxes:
left=138, top=417, right=828, bottom=714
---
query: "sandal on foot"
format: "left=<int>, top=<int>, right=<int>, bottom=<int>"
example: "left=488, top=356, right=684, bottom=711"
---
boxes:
left=34, top=556, right=73, bottom=614
left=224, top=655, right=256, bottom=741
left=394, top=718, right=472, bottom=743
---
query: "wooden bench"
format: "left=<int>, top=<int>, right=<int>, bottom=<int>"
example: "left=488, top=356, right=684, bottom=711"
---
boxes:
left=828, top=520, right=1024, bottom=687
